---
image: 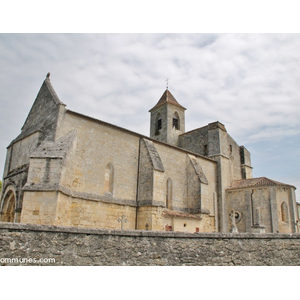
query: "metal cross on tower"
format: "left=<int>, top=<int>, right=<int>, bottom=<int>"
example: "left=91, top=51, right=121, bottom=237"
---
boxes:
left=166, top=77, right=169, bottom=90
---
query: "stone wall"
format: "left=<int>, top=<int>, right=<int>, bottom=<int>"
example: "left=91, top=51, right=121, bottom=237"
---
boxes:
left=0, top=77, right=66, bottom=218
left=0, top=223, right=299, bottom=266
left=226, top=186, right=297, bottom=234
left=178, top=126, right=209, bottom=156
left=56, top=111, right=140, bottom=201
left=37, top=109, right=217, bottom=232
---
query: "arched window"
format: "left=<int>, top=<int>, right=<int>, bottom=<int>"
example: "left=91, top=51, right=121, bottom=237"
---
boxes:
left=281, top=201, right=289, bottom=223
left=155, top=113, right=162, bottom=135
left=104, top=163, right=114, bottom=195
left=172, top=112, right=180, bottom=130
left=1, top=188, right=16, bottom=222
left=166, top=178, right=173, bottom=209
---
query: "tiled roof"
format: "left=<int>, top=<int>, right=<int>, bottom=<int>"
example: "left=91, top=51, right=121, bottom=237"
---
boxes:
left=227, top=177, right=295, bottom=190
left=162, top=209, right=202, bottom=219
left=149, top=89, right=186, bottom=112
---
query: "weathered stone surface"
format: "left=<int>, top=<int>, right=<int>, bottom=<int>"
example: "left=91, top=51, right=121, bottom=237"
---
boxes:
left=0, top=223, right=299, bottom=266
left=1, top=76, right=66, bottom=222
left=141, top=139, right=164, bottom=172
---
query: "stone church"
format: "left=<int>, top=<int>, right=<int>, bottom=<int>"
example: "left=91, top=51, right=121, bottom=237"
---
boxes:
left=0, top=74, right=299, bottom=233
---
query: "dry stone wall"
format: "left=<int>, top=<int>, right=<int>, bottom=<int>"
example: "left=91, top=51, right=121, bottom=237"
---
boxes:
left=0, top=223, right=300, bottom=266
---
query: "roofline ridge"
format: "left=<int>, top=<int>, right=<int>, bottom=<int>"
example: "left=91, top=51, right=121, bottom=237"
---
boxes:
left=66, top=109, right=216, bottom=163
left=149, top=89, right=186, bottom=112
left=44, top=76, right=65, bottom=106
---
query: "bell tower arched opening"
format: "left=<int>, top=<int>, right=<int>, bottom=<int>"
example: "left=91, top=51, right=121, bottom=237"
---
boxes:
left=155, top=113, right=162, bottom=135
left=149, top=89, right=186, bottom=146
left=172, top=112, right=180, bottom=130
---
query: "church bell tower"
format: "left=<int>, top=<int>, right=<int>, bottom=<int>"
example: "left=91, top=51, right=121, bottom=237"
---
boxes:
left=149, top=89, right=186, bottom=146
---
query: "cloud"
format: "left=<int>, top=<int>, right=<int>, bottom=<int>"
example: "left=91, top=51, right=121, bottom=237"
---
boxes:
left=0, top=33, right=299, bottom=200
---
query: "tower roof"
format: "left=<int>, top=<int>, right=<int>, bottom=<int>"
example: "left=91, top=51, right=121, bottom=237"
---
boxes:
left=149, top=89, right=186, bottom=112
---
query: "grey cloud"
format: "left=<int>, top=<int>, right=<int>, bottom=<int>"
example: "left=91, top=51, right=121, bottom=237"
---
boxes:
left=0, top=33, right=299, bottom=200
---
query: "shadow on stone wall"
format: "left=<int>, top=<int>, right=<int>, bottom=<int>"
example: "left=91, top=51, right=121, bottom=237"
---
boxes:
left=0, top=222, right=299, bottom=266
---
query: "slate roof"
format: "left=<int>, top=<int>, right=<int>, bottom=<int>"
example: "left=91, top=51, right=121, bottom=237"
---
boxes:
left=149, top=89, right=186, bottom=112
left=227, top=177, right=296, bottom=190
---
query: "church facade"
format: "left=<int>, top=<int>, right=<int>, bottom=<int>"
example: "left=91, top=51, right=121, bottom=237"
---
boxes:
left=0, top=74, right=298, bottom=233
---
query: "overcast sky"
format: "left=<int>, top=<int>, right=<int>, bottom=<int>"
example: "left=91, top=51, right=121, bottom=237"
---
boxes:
left=0, top=33, right=299, bottom=201
left=1, top=1, right=300, bottom=293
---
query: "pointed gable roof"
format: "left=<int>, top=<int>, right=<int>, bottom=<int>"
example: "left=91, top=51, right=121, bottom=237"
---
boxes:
left=40, top=72, right=64, bottom=106
left=149, top=89, right=186, bottom=112
left=21, top=73, right=65, bottom=128
left=227, top=177, right=296, bottom=190
left=9, top=73, right=66, bottom=146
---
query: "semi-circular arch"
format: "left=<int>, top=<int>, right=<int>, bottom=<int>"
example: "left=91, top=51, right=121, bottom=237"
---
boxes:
left=1, top=185, right=16, bottom=222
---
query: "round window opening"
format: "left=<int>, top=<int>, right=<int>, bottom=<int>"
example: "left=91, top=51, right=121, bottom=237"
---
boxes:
left=234, top=211, right=242, bottom=223
left=183, top=223, right=187, bottom=227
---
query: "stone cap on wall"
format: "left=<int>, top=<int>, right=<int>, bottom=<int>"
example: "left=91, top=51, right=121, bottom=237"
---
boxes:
left=163, top=209, right=202, bottom=220
left=1, top=222, right=299, bottom=239
left=208, top=121, right=227, bottom=132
